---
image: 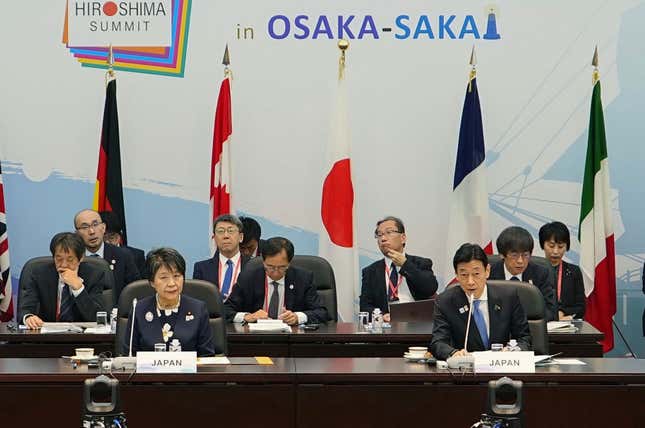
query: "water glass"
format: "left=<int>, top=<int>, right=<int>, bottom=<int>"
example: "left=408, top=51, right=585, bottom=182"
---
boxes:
left=96, top=311, right=108, bottom=331
left=154, top=343, right=167, bottom=352
left=357, top=312, right=369, bottom=332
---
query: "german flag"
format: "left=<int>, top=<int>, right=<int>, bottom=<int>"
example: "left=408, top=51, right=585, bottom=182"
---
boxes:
left=93, top=77, right=128, bottom=245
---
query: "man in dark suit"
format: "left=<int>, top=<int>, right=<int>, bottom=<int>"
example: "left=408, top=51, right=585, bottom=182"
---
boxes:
left=489, top=226, right=557, bottom=321
left=360, top=216, right=438, bottom=322
left=193, top=214, right=250, bottom=301
left=225, top=236, right=329, bottom=324
left=239, top=216, right=267, bottom=258
left=19, top=232, right=109, bottom=329
left=100, top=210, right=147, bottom=278
left=74, top=209, right=140, bottom=307
left=431, top=243, right=531, bottom=360
left=538, top=221, right=585, bottom=319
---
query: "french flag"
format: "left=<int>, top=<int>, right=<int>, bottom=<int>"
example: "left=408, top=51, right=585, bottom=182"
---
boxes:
left=445, top=70, right=492, bottom=281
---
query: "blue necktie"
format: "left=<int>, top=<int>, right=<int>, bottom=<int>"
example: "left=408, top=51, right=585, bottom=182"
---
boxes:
left=221, top=259, right=234, bottom=298
left=388, top=262, right=399, bottom=302
left=472, top=300, right=489, bottom=349
left=59, top=285, right=74, bottom=322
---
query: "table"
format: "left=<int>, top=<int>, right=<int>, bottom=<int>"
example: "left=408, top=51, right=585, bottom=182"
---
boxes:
left=0, top=324, right=113, bottom=357
left=0, top=357, right=642, bottom=427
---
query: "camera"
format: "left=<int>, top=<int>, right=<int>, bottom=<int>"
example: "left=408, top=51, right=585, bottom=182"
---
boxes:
left=81, top=375, right=127, bottom=428
left=471, top=377, right=523, bottom=428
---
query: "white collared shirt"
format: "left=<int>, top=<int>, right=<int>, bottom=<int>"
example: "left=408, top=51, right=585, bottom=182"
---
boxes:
left=85, top=242, right=105, bottom=259
left=22, top=275, right=84, bottom=325
left=233, top=274, right=307, bottom=324
left=473, top=285, right=490, bottom=338
left=503, top=263, right=522, bottom=282
left=383, top=257, right=413, bottom=305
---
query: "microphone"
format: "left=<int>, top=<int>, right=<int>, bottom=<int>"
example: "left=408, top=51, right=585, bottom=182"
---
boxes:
left=463, top=292, right=474, bottom=353
left=112, top=298, right=138, bottom=370
left=612, top=318, right=638, bottom=358
left=447, top=292, right=475, bottom=369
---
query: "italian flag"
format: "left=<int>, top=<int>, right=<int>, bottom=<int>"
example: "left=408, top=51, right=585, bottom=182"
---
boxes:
left=578, top=79, right=616, bottom=353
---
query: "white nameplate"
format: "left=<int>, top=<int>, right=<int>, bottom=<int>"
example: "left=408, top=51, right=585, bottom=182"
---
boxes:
left=136, top=351, right=197, bottom=373
left=473, top=351, right=535, bottom=373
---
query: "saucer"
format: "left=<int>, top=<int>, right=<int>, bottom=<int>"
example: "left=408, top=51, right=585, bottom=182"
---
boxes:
left=64, top=354, right=98, bottom=362
left=403, top=352, right=427, bottom=362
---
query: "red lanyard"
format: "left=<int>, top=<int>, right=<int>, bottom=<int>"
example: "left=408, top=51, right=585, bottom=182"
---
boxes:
left=556, top=262, right=563, bottom=300
left=384, top=260, right=403, bottom=299
left=218, top=256, right=242, bottom=292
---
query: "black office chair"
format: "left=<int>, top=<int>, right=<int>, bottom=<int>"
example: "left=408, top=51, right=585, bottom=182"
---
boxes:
left=487, top=253, right=551, bottom=270
left=115, top=279, right=227, bottom=355
left=246, top=255, right=338, bottom=321
left=18, top=256, right=114, bottom=317
left=487, top=280, right=549, bottom=355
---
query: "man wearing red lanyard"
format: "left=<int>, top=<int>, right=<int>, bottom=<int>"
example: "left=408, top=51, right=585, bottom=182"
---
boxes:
left=538, top=221, right=585, bottom=321
left=224, top=237, right=329, bottom=325
left=193, top=214, right=250, bottom=301
left=359, top=216, right=439, bottom=322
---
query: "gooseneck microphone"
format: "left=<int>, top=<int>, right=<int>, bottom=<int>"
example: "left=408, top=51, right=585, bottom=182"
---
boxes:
left=112, top=298, right=138, bottom=370
left=463, top=292, right=475, bottom=352
left=128, top=298, right=138, bottom=357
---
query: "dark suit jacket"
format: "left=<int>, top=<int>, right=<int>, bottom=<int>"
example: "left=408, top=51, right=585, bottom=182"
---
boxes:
left=489, top=260, right=557, bottom=321
left=103, top=242, right=141, bottom=307
left=18, top=262, right=108, bottom=323
left=192, top=251, right=250, bottom=295
left=360, top=254, right=438, bottom=314
left=124, top=245, right=146, bottom=279
left=122, top=294, right=215, bottom=357
left=557, top=261, right=585, bottom=317
left=224, top=264, right=329, bottom=323
left=430, top=283, right=532, bottom=360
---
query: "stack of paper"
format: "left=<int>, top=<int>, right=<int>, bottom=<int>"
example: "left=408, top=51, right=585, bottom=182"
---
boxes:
left=40, top=323, right=84, bottom=333
left=547, top=321, right=578, bottom=333
left=248, top=319, right=290, bottom=332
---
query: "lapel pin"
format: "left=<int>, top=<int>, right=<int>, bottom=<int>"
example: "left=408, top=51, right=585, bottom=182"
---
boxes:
left=494, top=304, right=502, bottom=312
left=186, top=314, right=194, bottom=321
left=528, top=279, right=533, bottom=285
left=145, top=311, right=153, bottom=322
left=289, top=284, right=294, bottom=290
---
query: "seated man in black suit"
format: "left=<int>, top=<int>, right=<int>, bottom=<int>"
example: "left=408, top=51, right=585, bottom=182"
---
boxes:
left=538, top=221, right=585, bottom=320
left=224, top=236, right=329, bottom=325
left=431, top=243, right=531, bottom=360
left=360, top=216, right=438, bottom=322
left=74, top=209, right=140, bottom=307
left=193, top=214, right=250, bottom=301
left=100, top=210, right=147, bottom=279
left=239, top=216, right=266, bottom=258
left=489, top=226, right=557, bottom=321
left=19, top=232, right=109, bottom=329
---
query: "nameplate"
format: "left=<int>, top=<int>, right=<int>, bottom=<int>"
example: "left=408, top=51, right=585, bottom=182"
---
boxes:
left=136, top=351, right=197, bottom=373
left=473, top=351, right=535, bottom=373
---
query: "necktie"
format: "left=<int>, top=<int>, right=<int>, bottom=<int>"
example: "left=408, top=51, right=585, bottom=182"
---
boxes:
left=221, top=259, right=234, bottom=298
left=59, top=284, right=74, bottom=322
left=388, top=262, right=399, bottom=301
left=510, top=276, right=520, bottom=281
left=472, top=300, right=489, bottom=349
left=268, top=281, right=280, bottom=319
left=90, top=254, right=99, bottom=258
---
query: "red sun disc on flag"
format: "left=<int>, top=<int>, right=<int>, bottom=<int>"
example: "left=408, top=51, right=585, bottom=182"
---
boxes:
left=103, top=1, right=118, bottom=16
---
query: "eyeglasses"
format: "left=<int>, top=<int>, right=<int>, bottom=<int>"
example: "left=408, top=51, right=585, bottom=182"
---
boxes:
left=507, top=251, right=531, bottom=261
left=214, top=227, right=239, bottom=236
left=374, top=229, right=402, bottom=239
left=264, top=264, right=289, bottom=273
left=76, top=221, right=103, bottom=232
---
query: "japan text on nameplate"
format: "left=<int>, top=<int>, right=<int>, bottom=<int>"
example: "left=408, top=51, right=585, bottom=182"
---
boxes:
left=473, top=351, right=535, bottom=373
left=136, top=351, right=197, bottom=373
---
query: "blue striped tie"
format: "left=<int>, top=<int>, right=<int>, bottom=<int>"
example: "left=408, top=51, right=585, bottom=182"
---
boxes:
left=472, top=300, right=489, bottom=349
left=59, top=285, right=74, bottom=322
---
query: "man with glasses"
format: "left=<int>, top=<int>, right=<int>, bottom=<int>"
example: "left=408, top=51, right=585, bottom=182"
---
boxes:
left=224, top=237, right=329, bottom=325
left=489, top=226, right=557, bottom=321
left=74, top=209, right=140, bottom=307
left=360, top=216, right=438, bottom=321
left=193, top=214, right=250, bottom=301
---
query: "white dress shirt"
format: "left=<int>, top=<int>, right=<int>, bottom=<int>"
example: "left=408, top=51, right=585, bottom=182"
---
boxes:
left=233, top=275, right=307, bottom=324
left=383, top=256, right=413, bottom=304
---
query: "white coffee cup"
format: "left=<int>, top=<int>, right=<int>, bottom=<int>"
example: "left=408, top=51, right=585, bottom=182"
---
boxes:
left=75, top=348, right=94, bottom=358
left=408, top=346, right=428, bottom=357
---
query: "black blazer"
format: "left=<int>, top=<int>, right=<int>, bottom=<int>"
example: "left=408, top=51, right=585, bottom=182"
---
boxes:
left=224, top=264, right=329, bottom=323
left=193, top=251, right=251, bottom=295
left=489, top=260, right=557, bottom=321
left=103, top=242, right=141, bottom=307
left=18, top=262, right=109, bottom=323
left=557, top=261, right=585, bottom=317
left=124, top=245, right=147, bottom=279
left=122, top=294, right=215, bottom=356
left=430, top=283, right=532, bottom=361
left=360, top=254, right=438, bottom=314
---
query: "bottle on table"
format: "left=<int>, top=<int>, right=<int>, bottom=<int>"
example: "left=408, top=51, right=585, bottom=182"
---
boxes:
left=372, top=308, right=383, bottom=333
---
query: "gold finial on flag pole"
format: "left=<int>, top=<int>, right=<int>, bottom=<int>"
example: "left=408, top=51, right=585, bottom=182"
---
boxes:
left=468, top=45, right=477, bottom=92
left=338, top=39, right=349, bottom=80
left=105, top=44, right=115, bottom=86
left=222, top=44, right=232, bottom=78
left=592, top=45, right=599, bottom=84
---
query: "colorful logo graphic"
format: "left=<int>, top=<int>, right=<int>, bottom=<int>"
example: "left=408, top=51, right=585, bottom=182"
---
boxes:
left=62, top=0, right=192, bottom=77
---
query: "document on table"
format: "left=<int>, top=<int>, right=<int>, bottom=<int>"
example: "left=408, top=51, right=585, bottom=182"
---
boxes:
left=197, top=356, right=231, bottom=365
left=40, top=323, right=84, bottom=333
left=547, top=321, right=577, bottom=333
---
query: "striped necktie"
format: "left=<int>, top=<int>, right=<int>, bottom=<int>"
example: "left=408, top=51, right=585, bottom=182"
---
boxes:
left=59, top=285, right=74, bottom=322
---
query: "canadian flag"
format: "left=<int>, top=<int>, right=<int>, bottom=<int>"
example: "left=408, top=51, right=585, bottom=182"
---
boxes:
left=319, top=52, right=358, bottom=321
left=209, top=73, right=232, bottom=254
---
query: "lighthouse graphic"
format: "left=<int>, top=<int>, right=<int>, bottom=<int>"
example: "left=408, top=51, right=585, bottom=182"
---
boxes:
left=483, top=6, right=501, bottom=40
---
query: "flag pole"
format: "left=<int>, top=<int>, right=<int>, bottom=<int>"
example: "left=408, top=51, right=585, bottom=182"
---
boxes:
left=338, top=39, right=349, bottom=80
left=591, top=45, right=599, bottom=84
left=468, top=45, right=477, bottom=92
left=106, top=44, right=115, bottom=86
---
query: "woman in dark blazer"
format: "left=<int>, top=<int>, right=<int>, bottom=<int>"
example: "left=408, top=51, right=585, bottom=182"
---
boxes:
left=538, top=222, right=585, bottom=320
left=122, top=247, right=215, bottom=356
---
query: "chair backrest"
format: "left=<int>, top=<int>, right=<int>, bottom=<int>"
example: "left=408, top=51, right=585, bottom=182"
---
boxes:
left=115, top=279, right=228, bottom=355
left=18, top=256, right=115, bottom=316
left=487, top=280, right=549, bottom=355
left=245, top=255, right=338, bottom=321
left=487, top=253, right=551, bottom=271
